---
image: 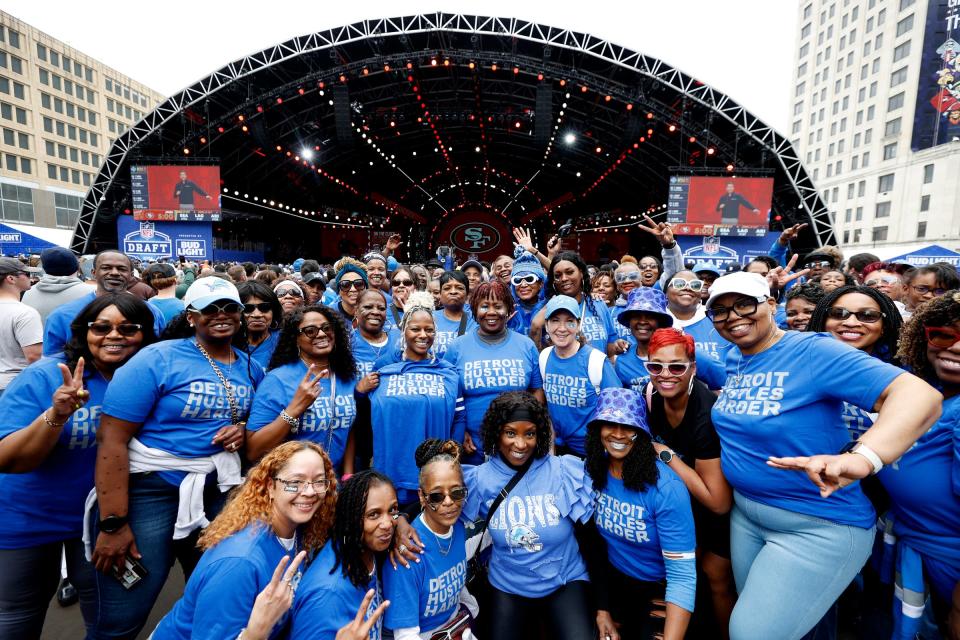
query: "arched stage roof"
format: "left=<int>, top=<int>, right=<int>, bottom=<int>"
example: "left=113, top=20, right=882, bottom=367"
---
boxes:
left=72, top=13, right=830, bottom=262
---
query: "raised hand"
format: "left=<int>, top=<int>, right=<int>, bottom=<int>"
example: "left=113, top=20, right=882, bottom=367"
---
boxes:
left=52, top=357, right=87, bottom=421
left=243, top=551, right=308, bottom=640
left=777, top=222, right=809, bottom=246
left=384, top=234, right=403, bottom=255
left=766, top=254, right=810, bottom=289
left=638, top=214, right=675, bottom=247
left=512, top=227, right=537, bottom=254
left=335, top=589, right=390, bottom=640
left=288, top=365, right=327, bottom=416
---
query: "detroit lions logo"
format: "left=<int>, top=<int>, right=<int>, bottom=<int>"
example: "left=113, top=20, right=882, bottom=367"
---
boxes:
left=506, top=524, right=542, bottom=553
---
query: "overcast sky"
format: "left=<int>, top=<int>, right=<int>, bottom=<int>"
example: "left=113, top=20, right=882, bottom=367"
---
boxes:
left=5, top=0, right=798, bottom=132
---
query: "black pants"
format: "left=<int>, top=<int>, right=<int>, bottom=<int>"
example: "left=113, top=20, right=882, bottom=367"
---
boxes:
left=489, top=580, right=595, bottom=640
left=607, top=566, right=665, bottom=639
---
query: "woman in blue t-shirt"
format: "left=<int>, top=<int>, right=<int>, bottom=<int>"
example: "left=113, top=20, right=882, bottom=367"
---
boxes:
left=0, top=294, right=156, bottom=638
left=585, top=387, right=696, bottom=640
left=506, top=249, right=546, bottom=337
left=245, top=305, right=360, bottom=472
left=384, top=266, right=415, bottom=333
left=383, top=439, right=477, bottom=639
left=352, top=289, right=397, bottom=379
left=433, top=271, right=476, bottom=359
left=807, top=285, right=903, bottom=365
left=704, top=271, right=941, bottom=640
left=666, top=269, right=731, bottom=363
left=236, top=281, right=282, bottom=371
left=150, top=440, right=337, bottom=639
left=290, top=470, right=399, bottom=638
left=90, top=277, right=265, bottom=638
left=445, top=280, right=544, bottom=464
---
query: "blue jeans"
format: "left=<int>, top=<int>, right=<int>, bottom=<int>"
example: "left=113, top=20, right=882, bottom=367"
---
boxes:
left=728, top=492, right=873, bottom=640
left=86, top=472, right=226, bottom=640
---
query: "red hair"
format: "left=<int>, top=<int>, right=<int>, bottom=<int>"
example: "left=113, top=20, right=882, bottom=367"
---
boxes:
left=648, top=328, right=695, bottom=359
left=861, top=261, right=910, bottom=279
left=469, top=280, right=515, bottom=315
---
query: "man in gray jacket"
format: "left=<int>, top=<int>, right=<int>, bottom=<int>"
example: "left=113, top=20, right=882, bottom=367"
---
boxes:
left=21, top=247, right=94, bottom=323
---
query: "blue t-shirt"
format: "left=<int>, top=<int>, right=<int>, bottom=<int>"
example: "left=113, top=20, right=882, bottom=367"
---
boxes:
left=681, top=315, right=731, bottom=363
left=542, top=346, right=619, bottom=455
left=462, top=455, right=594, bottom=598
left=508, top=299, right=545, bottom=337
left=578, top=299, right=617, bottom=353
left=383, top=516, right=468, bottom=632
left=351, top=328, right=401, bottom=378
left=103, top=339, right=264, bottom=485
left=879, top=395, right=960, bottom=601
left=594, top=463, right=697, bottom=611
left=42, top=291, right=167, bottom=356
left=369, top=358, right=465, bottom=492
left=246, top=331, right=280, bottom=371
left=152, top=523, right=297, bottom=640
left=290, top=541, right=383, bottom=639
left=151, top=296, right=186, bottom=325
left=432, top=310, right=478, bottom=360
left=0, top=356, right=108, bottom=548
left=842, top=402, right=875, bottom=440
left=443, top=329, right=542, bottom=445
left=610, top=303, right=634, bottom=341
left=382, top=302, right=403, bottom=334
left=712, top=331, right=902, bottom=527
left=614, top=346, right=727, bottom=392
left=246, top=361, right=356, bottom=468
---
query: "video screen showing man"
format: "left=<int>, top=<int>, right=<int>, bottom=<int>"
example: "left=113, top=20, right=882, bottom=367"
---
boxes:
left=173, top=170, right=212, bottom=210
left=716, top=182, right=760, bottom=226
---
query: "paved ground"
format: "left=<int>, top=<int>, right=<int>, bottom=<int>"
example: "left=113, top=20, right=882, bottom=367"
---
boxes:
left=40, top=569, right=184, bottom=639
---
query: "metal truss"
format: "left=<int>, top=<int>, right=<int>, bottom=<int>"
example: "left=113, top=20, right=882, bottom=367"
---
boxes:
left=73, top=12, right=830, bottom=253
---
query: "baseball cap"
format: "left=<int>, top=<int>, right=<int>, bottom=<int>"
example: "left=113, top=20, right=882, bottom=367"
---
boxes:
left=460, top=258, right=483, bottom=272
left=704, top=272, right=771, bottom=310
left=0, top=257, right=27, bottom=276
left=183, top=276, right=241, bottom=310
left=302, top=271, right=324, bottom=285
left=691, top=261, right=721, bottom=278
left=544, top=295, right=582, bottom=320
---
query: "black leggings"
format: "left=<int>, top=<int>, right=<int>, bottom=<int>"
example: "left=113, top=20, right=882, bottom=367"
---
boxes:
left=488, top=580, right=595, bottom=640
left=607, top=566, right=665, bottom=639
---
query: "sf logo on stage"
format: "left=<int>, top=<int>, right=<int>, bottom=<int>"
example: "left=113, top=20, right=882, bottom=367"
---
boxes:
left=450, top=222, right=500, bottom=253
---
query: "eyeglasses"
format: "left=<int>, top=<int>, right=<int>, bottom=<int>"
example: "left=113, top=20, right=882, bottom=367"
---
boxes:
left=392, top=278, right=414, bottom=287
left=804, top=260, right=833, bottom=269
left=826, top=307, right=885, bottom=323
left=273, top=477, right=329, bottom=494
left=511, top=274, right=540, bottom=287
left=924, top=326, right=960, bottom=349
left=242, top=302, right=273, bottom=315
left=864, top=276, right=901, bottom=287
left=643, top=361, right=693, bottom=377
left=669, top=278, right=705, bottom=292
left=299, top=324, right=333, bottom=339
left=912, top=284, right=947, bottom=296
left=614, top=271, right=641, bottom=284
left=275, top=289, right=303, bottom=298
left=546, top=317, right=579, bottom=330
left=638, top=262, right=659, bottom=271
left=87, top=321, right=143, bottom=337
left=423, top=487, right=468, bottom=505
left=192, top=302, right=243, bottom=316
left=707, top=296, right=767, bottom=321
left=338, top=279, right=367, bottom=291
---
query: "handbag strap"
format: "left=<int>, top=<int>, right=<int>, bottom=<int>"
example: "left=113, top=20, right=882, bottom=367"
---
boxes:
left=456, top=312, right=469, bottom=337
left=473, top=457, right=533, bottom=553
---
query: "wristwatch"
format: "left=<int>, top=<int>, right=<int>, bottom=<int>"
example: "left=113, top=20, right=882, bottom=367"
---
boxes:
left=98, top=514, right=129, bottom=534
left=658, top=449, right=675, bottom=464
left=839, top=441, right=883, bottom=475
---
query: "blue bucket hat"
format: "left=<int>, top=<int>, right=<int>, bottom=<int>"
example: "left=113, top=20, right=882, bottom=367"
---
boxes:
left=617, top=287, right=673, bottom=328
left=588, top=388, right=650, bottom=435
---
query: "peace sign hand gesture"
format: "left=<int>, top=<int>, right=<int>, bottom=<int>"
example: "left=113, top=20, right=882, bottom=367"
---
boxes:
left=777, top=223, right=808, bottom=246
left=766, top=254, right=810, bottom=290
left=288, top=364, right=326, bottom=417
left=52, top=357, right=87, bottom=421
left=335, top=589, right=390, bottom=640
left=243, top=551, right=308, bottom=640
left=638, top=215, right=675, bottom=247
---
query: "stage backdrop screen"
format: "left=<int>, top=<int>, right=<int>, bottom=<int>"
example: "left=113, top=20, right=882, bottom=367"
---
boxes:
left=667, top=176, right=772, bottom=237
left=130, top=165, right=222, bottom=222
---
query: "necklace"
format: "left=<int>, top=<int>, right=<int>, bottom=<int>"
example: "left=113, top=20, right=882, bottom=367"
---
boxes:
left=422, top=515, right=454, bottom=556
left=362, top=333, right=389, bottom=360
left=195, top=340, right=240, bottom=424
left=732, top=328, right=783, bottom=386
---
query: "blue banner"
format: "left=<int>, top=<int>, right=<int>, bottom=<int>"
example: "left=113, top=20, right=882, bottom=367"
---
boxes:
left=0, top=223, right=58, bottom=255
left=676, top=233, right=780, bottom=271
left=116, top=215, right=212, bottom=262
left=911, top=1, right=960, bottom=150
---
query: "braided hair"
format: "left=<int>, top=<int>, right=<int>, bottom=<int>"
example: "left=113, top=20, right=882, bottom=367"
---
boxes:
left=807, top=285, right=902, bottom=364
left=584, top=425, right=659, bottom=492
left=330, top=470, right=396, bottom=588
left=415, top=439, right=463, bottom=488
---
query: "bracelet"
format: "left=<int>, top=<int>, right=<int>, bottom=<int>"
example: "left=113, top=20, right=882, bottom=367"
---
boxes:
left=279, top=410, right=300, bottom=434
left=42, top=409, right=66, bottom=429
left=850, top=443, right=884, bottom=475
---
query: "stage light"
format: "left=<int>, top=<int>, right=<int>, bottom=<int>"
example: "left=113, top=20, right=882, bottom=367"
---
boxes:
left=564, top=133, right=576, bottom=144
left=689, top=136, right=697, bottom=143
left=581, top=85, right=588, bottom=93
left=406, top=62, right=413, bottom=69
left=199, top=137, right=206, bottom=144
left=707, top=147, right=715, bottom=155
left=668, top=124, right=676, bottom=132
left=468, top=61, right=476, bottom=69
left=537, top=73, right=544, bottom=81
left=241, top=125, right=248, bottom=132
left=256, top=105, right=263, bottom=113
left=626, top=104, right=633, bottom=111
left=237, top=115, right=245, bottom=122
left=431, top=59, right=438, bottom=66
left=298, top=88, right=305, bottom=95
left=514, top=67, right=520, bottom=74
left=595, top=146, right=602, bottom=153
left=559, top=79, right=566, bottom=87
left=362, top=68, right=369, bottom=75
left=514, top=121, right=521, bottom=128
left=475, top=146, right=481, bottom=152
left=726, top=163, right=734, bottom=171
left=605, top=95, right=611, bottom=102
left=491, top=63, right=498, bottom=71
left=302, top=148, right=314, bottom=160
left=183, top=147, right=190, bottom=155
left=217, top=127, right=224, bottom=133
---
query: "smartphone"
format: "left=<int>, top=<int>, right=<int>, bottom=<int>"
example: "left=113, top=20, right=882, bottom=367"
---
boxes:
left=112, top=555, right=148, bottom=590
left=557, top=218, right=574, bottom=238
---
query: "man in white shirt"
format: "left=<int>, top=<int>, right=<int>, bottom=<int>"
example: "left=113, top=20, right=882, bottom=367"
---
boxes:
left=0, top=256, right=42, bottom=395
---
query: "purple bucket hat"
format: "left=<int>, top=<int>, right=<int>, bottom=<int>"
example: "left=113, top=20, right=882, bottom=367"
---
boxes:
left=617, top=287, right=674, bottom=329
left=588, top=388, right=650, bottom=435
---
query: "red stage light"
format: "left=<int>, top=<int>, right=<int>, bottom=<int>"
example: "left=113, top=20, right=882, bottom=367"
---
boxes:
left=559, top=79, right=566, bottom=86
left=217, top=127, right=224, bottom=133
left=513, top=67, right=520, bottom=74
left=537, top=73, right=544, bottom=81
left=298, top=88, right=305, bottom=95
left=276, top=97, right=283, bottom=104
left=199, top=137, right=206, bottom=144
left=406, top=62, right=413, bottom=69
left=581, top=86, right=588, bottom=93
left=626, top=104, right=633, bottom=111
left=605, top=95, right=611, bottom=102
left=362, top=68, right=369, bottom=75
left=726, top=164, right=734, bottom=171
left=384, top=64, right=390, bottom=72
left=689, top=136, right=697, bottom=143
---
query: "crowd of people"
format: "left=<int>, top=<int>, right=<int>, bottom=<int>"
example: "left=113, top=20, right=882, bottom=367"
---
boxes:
left=0, top=219, right=956, bottom=640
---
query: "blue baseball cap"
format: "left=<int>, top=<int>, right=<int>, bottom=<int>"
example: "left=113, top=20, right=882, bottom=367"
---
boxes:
left=691, top=262, right=721, bottom=278
left=618, top=287, right=673, bottom=328
left=588, top=388, right=650, bottom=435
left=544, top=295, right=581, bottom=320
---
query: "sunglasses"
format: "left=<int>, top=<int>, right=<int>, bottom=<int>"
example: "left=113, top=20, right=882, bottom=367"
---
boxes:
left=338, top=280, right=367, bottom=291
left=864, top=276, right=901, bottom=287
left=615, top=272, right=641, bottom=284
left=826, top=307, right=884, bottom=323
left=392, top=278, right=414, bottom=287
left=298, top=324, right=333, bottom=339
left=192, top=302, right=243, bottom=316
left=87, top=321, right=143, bottom=337
left=242, top=302, right=273, bottom=315
left=423, top=487, right=468, bottom=505
left=707, top=296, right=766, bottom=321
left=511, top=274, right=540, bottom=287
left=912, top=284, right=947, bottom=296
left=275, top=289, right=303, bottom=298
left=669, top=278, right=704, bottom=292
left=638, top=263, right=659, bottom=271
left=643, top=361, right=693, bottom=377
left=925, top=326, right=960, bottom=349
left=804, top=260, right=833, bottom=269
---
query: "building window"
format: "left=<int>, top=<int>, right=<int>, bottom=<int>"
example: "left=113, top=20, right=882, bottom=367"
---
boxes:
left=856, top=207, right=863, bottom=221
left=801, top=23, right=812, bottom=38
left=845, top=209, right=852, bottom=223
left=17, top=132, right=27, bottom=150
left=897, top=14, right=914, bottom=36
left=888, top=92, right=904, bottom=111
left=872, top=226, right=888, bottom=242
left=884, top=118, right=902, bottom=136
left=36, top=44, right=47, bottom=61
left=878, top=174, right=895, bottom=192
left=890, top=67, right=908, bottom=87
left=876, top=202, right=892, bottom=218
left=4, top=154, right=15, bottom=171
left=917, top=221, right=926, bottom=239
left=921, top=194, right=930, bottom=212
left=883, top=143, right=897, bottom=160
left=853, top=229, right=862, bottom=243
left=923, top=163, right=934, bottom=183
left=0, top=183, right=34, bottom=223
left=893, top=41, right=911, bottom=62
left=8, top=31, right=19, bottom=48
left=843, top=230, right=850, bottom=244
left=46, top=163, right=56, bottom=179
left=899, top=0, right=915, bottom=9
left=54, top=193, right=81, bottom=228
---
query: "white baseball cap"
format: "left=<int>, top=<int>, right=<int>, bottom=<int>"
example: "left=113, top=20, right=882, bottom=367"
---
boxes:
left=183, top=276, right=241, bottom=310
left=704, top=271, right=771, bottom=310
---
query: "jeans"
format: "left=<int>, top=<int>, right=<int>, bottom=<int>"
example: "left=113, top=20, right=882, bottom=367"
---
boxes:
left=0, top=538, right=97, bottom=639
left=86, top=472, right=227, bottom=640
left=728, top=492, right=873, bottom=640
left=488, top=580, right=594, bottom=640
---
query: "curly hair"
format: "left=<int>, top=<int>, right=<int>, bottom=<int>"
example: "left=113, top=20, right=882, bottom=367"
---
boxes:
left=546, top=251, right=601, bottom=320
left=268, top=304, right=356, bottom=379
left=468, top=280, right=515, bottom=319
left=807, top=285, right=903, bottom=364
left=65, top=294, right=158, bottom=375
left=198, top=441, right=337, bottom=555
left=585, top=425, right=659, bottom=492
left=590, top=271, right=617, bottom=306
left=897, top=291, right=960, bottom=382
left=331, top=470, right=396, bottom=587
left=785, top=281, right=826, bottom=305
left=415, top=439, right=463, bottom=487
left=480, top=391, right=552, bottom=458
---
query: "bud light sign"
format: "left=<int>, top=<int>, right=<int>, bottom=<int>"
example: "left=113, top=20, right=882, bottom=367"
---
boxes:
left=0, top=232, right=22, bottom=243
left=176, top=238, right=208, bottom=259
left=117, top=216, right=212, bottom=262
